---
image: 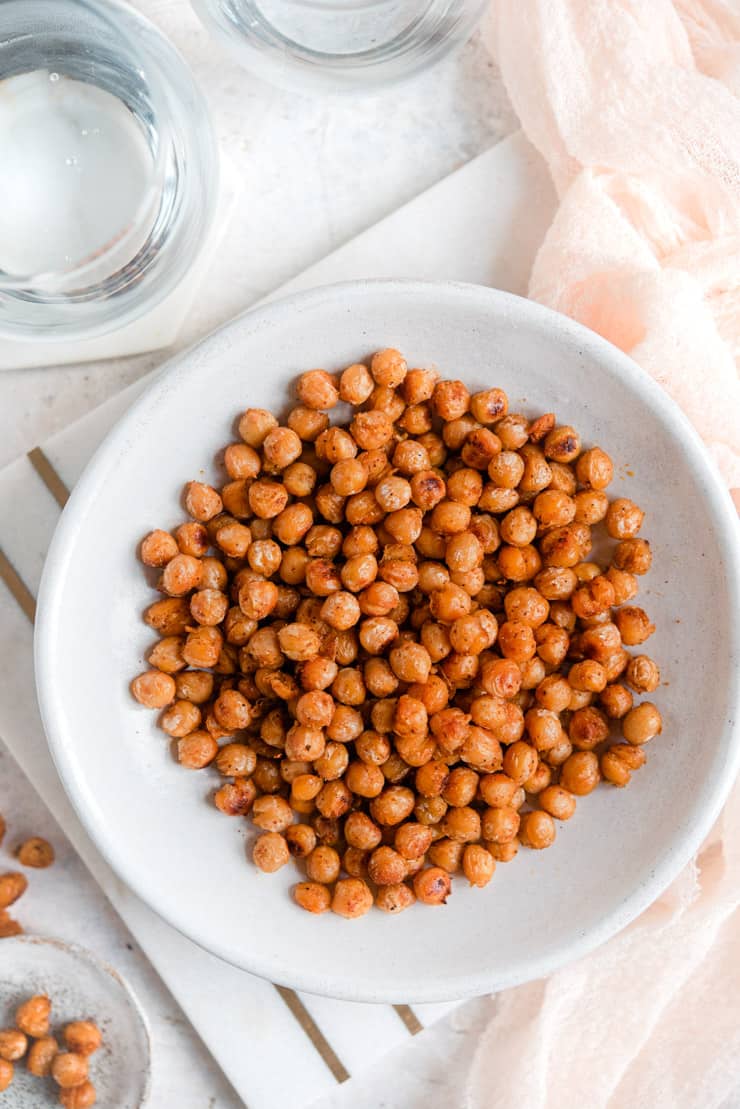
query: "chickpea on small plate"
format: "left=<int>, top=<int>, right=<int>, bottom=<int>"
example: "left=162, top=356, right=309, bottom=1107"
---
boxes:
left=35, top=281, right=740, bottom=1003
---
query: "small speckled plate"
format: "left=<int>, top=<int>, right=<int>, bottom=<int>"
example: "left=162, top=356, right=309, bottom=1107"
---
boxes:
left=0, top=936, right=151, bottom=1107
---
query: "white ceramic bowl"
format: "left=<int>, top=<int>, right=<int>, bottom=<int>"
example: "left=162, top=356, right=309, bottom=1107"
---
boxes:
left=35, top=281, right=740, bottom=1003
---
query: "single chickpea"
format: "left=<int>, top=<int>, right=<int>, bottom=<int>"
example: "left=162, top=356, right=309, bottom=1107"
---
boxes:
left=367, top=846, right=407, bottom=885
left=348, top=410, right=392, bottom=451
left=253, top=832, right=290, bottom=873
left=185, top=481, right=223, bottom=523
left=159, top=700, right=201, bottom=738
left=246, top=480, right=287, bottom=520
left=489, top=841, right=519, bottom=863
left=413, top=866, right=452, bottom=905
left=224, top=441, right=261, bottom=480
left=500, top=506, right=538, bottom=548
left=543, top=425, right=581, bottom=463
left=575, top=447, right=613, bottom=489
left=161, top=554, right=202, bottom=597
left=293, top=881, right=331, bottom=914
left=305, top=845, right=341, bottom=884
left=399, top=403, right=433, bottom=436
left=131, top=670, right=176, bottom=709
left=392, top=439, right=431, bottom=476
left=481, top=803, right=522, bottom=845
left=622, top=702, right=662, bottom=745
left=462, top=428, right=502, bottom=469
left=574, top=489, right=609, bottom=525
left=220, top=481, right=252, bottom=518
left=339, top=362, right=374, bottom=404
left=141, top=529, right=178, bottom=567
left=276, top=547, right=307, bottom=585
left=428, top=838, right=464, bottom=872
left=326, top=704, right=363, bottom=743
left=16, top=995, right=51, bottom=1039
left=626, top=655, right=661, bottom=693
left=560, top=750, right=601, bottom=795
left=370, top=347, right=407, bottom=388
left=600, top=749, right=632, bottom=786
left=177, top=731, right=218, bottom=769
left=297, top=369, right=339, bottom=410
left=273, top=503, right=314, bottom=546
left=518, top=445, right=552, bottom=495
left=62, top=1022, right=101, bottom=1058
left=568, top=660, right=608, bottom=693
left=613, top=538, right=652, bottom=575
left=539, top=785, right=577, bottom=820
left=526, top=412, right=555, bottom=442
left=331, top=878, right=373, bottom=918
left=175, top=670, right=214, bottom=704
left=462, top=844, right=496, bottom=888
left=287, top=406, right=329, bottom=443
left=0, top=1029, right=26, bottom=1062
left=478, top=772, right=518, bottom=808
left=370, top=786, right=415, bottom=826
left=606, top=497, right=645, bottom=539
left=239, top=408, right=278, bottom=448
left=430, top=582, right=472, bottom=624
left=415, top=795, right=448, bottom=826
left=497, top=621, right=536, bottom=663
left=495, top=544, right=540, bottom=582
left=188, top=588, right=228, bottom=628
left=314, top=741, right=350, bottom=781
left=215, top=743, right=257, bottom=778
left=27, top=1035, right=59, bottom=1077
left=252, top=796, right=294, bottom=834
left=284, top=825, right=317, bottom=859
left=519, top=810, right=556, bottom=849
left=615, top=606, right=656, bottom=646
left=568, top=706, right=609, bottom=750
left=283, top=462, right=317, bottom=498
left=525, top=707, right=565, bottom=752
left=502, top=741, right=538, bottom=785
left=375, top=884, right=416, bottom=913
left=468, top=387, right=507, bottom=424
left=492, top=413, right=527, bottom=450
left=598, top=683, right=633, bottom=719
left=329, top=459, right=367, bottom=498
left=0, top=1059, right=11, bottom=1092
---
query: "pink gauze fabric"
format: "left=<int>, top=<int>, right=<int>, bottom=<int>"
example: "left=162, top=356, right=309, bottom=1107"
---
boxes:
left=465, top=4, right=740, bottom=1108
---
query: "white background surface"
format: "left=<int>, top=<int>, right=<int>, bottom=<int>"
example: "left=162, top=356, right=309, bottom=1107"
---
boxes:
left=0, top=3, right=514, bottom=1106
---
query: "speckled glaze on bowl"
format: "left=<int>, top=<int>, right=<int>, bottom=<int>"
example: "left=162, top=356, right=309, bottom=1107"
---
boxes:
left=35, top=281, right=740, bottom=1003
left=0, top=936, right=150, bottom=1106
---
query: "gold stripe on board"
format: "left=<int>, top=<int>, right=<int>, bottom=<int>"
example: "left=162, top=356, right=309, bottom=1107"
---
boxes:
left=0, top=549, right=36, bottom=623
left=28, top=446, right=70, bottom=508
left=393, top=1004, right=423, bottom=1035
left=274, top=986, right=350, bottom=1083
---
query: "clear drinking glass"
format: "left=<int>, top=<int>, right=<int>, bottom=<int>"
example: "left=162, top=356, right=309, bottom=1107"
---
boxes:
left=0, top=0, right=218, bottom=340
left=191, top=0, right=488, bottom=93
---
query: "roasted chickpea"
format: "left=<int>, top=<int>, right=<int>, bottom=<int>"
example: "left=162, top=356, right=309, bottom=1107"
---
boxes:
left=613, top=538, right=652, bottom=575
left=331, top=878, right=373, bottom=918
left=413, top=866, right=452, bottom=904
left=622, top=702, right=662, bottom=745
left=575, top=447, right=613, bottom=489
left=131, top=669, right=176, bottom=709
left=0, top=1029, right=26, bottom=1062
left=141, top=529, right=178, bottom=567
left=294, top=881, right=331, bottom=914
left=519, top=810, right=556, bottom=849
left=606, top=498, right=644, bottom=539
left=615, top=606, right=655, bottom=646
left=253, top=832, right=290, bottom=873
left=16, top=996, right=51, bottom=1038
left=502, top=741, right=538, bottom=785
left=625, top=655, right=661, bottom=693
left=560, top=750, right=601, bottom=795
left=27, top=1035, right=59, bottom=1077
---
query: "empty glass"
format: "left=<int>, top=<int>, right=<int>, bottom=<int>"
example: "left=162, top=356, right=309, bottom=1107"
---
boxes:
left=191, top=0, right=488, bottom=93
left=0, top=0, right=218, bottom=340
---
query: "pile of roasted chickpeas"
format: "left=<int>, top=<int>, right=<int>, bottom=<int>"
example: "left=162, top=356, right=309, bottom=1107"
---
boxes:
left=0, top=995, right=101, bottom=1105
left=132, top=350, right=662, bottom=918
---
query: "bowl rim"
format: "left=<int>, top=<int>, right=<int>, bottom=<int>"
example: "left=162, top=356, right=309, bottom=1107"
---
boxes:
left=34, top=279, right=740, bottom=1002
